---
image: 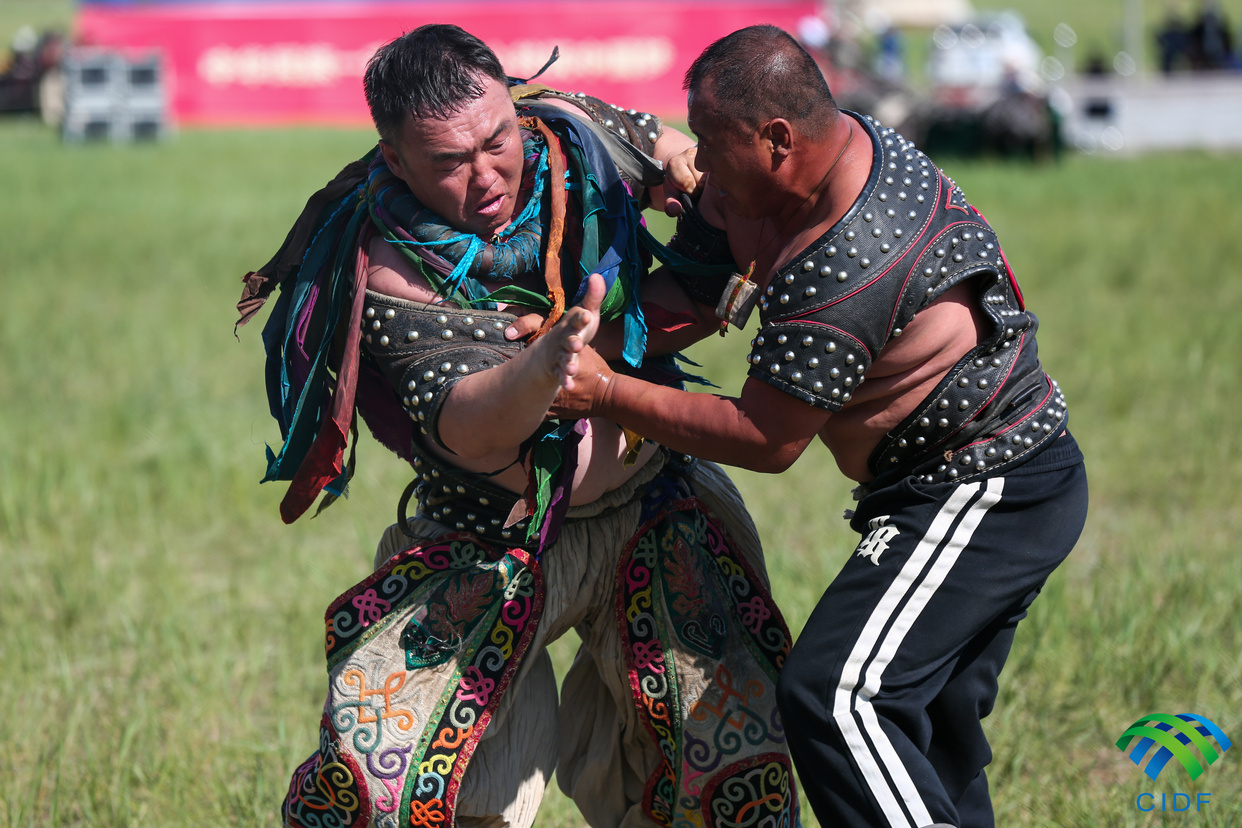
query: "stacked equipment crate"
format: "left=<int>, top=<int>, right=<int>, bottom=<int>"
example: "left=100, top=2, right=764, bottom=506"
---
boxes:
left=62, top=50, right=167, bottom=142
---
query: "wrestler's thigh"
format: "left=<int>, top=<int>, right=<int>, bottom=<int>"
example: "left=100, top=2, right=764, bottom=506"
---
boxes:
left=789, top=465, right=1084, bottom=698
left=456, top=649, right=559, bottom=828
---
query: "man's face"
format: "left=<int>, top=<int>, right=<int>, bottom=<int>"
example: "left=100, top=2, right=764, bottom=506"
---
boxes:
left=380, top=75, right=526, bottom=239
left=687, top=87, right=778, bottom=221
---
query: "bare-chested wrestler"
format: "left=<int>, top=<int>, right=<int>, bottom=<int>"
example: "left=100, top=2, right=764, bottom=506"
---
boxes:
left=553, top=24, right=1088, bottom=828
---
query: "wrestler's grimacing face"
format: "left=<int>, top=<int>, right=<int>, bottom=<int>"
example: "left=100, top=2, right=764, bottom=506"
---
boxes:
left=380, top=75, right=526, bottom=239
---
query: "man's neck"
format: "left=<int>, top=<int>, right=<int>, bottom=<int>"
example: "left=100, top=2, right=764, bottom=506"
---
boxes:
left=756, top=113, right=862, bottom=279
left=780, top=113, right=857, bottom=224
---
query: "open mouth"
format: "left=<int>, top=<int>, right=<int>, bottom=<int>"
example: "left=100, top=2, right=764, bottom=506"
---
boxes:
left=476, top=193, right=506, bottom=217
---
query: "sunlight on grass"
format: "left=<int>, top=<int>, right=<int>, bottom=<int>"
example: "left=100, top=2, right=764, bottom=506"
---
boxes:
left=3, top=115, right=1241, bottom=827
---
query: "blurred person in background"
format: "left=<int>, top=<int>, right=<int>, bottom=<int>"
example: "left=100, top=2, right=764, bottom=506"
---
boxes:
left=555, top=24, right=1088, bottom=828
left=1156, top=8, right=1190, bottom=73
left=1187, top=0, right=1235, bottom=69
left=0, top=25, right=64, bottom=118
left=236, top=23, right=801, bottom=828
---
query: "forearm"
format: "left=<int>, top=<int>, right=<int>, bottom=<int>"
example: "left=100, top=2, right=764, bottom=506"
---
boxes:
left=437, top=358, right=559, bottom=459
left=593, top=375, right=812, bottom=473
left=439, top=277, right=604, bottom=458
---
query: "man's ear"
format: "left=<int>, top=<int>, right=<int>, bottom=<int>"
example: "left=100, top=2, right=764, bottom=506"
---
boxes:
left=379, top=139, right=405, bottom=178
left=762, top=118, right=794, bottom=164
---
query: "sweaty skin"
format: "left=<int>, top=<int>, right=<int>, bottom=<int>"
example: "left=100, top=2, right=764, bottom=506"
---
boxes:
left=553, top=102, right=988, bottom=483
left=367, top=77, right=695, bottom=503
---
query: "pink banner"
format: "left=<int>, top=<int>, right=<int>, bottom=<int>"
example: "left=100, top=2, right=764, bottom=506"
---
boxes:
left=75, top=1, right=819, bottom=125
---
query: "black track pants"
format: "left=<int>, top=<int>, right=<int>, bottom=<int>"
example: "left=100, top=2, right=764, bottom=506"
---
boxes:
left=777, top=432, right=1087, bottom=828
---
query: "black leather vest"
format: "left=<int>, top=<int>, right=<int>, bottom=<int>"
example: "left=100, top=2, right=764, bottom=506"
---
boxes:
left=747, top=114, right=1066, bottom=484
left=359, top=291, right=544, bottom=543
left=361, top=291, right=522, bottom=449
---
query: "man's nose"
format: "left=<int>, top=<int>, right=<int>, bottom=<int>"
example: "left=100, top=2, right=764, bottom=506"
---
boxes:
left=471, top=157, right=498, bottom=189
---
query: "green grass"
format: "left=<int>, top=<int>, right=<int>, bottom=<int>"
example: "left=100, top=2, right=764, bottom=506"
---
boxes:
left=3, top=117, right=1242, bottom=827
left=5, top=1, right=1242, bottom=821
left=0, top=0, right=72, bottom=44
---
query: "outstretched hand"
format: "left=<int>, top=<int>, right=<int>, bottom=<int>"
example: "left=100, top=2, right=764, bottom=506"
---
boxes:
left=548, top=272, right=605, bottom=392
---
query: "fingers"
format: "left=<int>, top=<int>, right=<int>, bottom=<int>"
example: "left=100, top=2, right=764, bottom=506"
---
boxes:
left=561, top=364, right=579, bottom=392
left=663, top=147, right=703, bottom=217
left=504, top=312, right=545, bottom=341
left=664, top=147, right=701, bottom=195
left=568, top=273, right=604, bottom=349
left=562, top=328, right=586, bottom=355
left=664, top=190, right=696, bottom=217
left=545, top=313, right=590, bottom=388
left=549, top=344, right=610, bottom=418
left=581, top=272, right=606, bottom=315
left=523, top=275, right=605, bottom=388
left=558, top=309, right=589, bottom=342
left=557, top=334, right=588, bottom=391
left=559, top=352, right=579, bottom=390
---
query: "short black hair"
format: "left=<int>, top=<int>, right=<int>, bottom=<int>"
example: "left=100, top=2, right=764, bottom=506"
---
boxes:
left=364, top=24, right=508, bottom=142
left=684, top=25, right=837, bottom=138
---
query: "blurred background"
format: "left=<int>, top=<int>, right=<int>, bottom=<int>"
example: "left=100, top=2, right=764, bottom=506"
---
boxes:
left=2, top=1, right=1241, bottom=826
left=6, top=0, right=1242, bottom=153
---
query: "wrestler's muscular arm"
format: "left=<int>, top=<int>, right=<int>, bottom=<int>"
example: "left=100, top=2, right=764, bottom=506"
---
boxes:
left=367, top=239, right=604, bottom=460
left=555, top=346, right=828, bottom=473
left=437, top=277, right=602, bottom=459
left=551, top=176, right=829, bottom=473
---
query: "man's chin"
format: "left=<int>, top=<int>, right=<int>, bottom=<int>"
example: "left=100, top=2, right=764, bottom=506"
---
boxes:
left=458, top=214, right=509, bottom=241
left=470, top=203, right=514, bottom=238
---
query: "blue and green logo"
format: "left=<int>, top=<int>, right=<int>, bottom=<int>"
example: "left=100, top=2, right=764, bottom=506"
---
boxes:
left=1116, top=714, right=1231, bottom=781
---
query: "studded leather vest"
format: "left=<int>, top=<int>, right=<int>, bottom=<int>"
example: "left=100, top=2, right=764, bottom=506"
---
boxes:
left=359, top=291, right=548, bottom=543
left=748, top=114, right=1067, bottom=485
left=361, top=291, right=522, bottom=451
left=354, top=92, right=670, bottom=543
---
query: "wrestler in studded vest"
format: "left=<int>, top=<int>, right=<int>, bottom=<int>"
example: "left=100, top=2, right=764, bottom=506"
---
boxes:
left=357, top=91, right=665, bottom=544
left=672, top=114, right=1067, bottom=487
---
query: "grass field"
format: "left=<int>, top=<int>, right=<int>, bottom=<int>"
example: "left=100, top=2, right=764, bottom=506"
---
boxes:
left=3, top=2, right=1242, bottom=827
left=3, top=113, right=1242, bottom=827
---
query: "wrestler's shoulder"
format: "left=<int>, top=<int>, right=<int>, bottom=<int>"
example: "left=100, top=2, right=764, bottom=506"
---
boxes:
left=365, top=235, right=440, bottom=304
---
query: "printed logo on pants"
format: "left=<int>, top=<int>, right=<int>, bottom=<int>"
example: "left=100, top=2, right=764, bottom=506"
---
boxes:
left=857, top=516, right=899, bottom=565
